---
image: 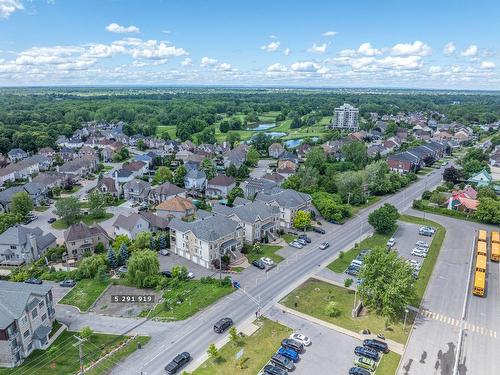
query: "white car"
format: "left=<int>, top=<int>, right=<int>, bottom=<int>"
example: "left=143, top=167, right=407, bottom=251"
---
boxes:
left=260, top=257, right=274, bottom=267
left=386, top=238, right=396, bottom=247
left=411, top=249, right=427, bottom=257
left=290, top=241, right=303, bottom=249
left=289, top=333, right=311, bottom=346
left=415, top=241, right=429, bottom=248
left=159, top=249, right=170, bottom=256
left=187, top=272, right=195, bottom=279
left=319, top=242, right=330, bottom=250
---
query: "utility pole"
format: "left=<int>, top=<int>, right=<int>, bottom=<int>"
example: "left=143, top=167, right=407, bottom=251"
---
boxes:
left=73, top=335, right=86, bottom=375
left=218, top=249, right=222, bottom=280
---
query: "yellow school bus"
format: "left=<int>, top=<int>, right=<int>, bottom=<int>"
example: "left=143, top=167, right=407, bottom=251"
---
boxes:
left=491, top=231, right=499, bottom=244
left=477, top=241, right=487, bottom=257
left=491, top=242, right=500, bottom=262
left=476, top=254, right=487, bottom=272
left=473, top=271, right=485, bottom=297
left=478, top=230, right=488, bottom=243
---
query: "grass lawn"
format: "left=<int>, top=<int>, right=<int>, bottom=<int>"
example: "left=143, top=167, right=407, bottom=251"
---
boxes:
left=280, top=279, right=413, bottom=343
left=281, top=233, right=297, bottom=244
left=192, top=317, right=292, bottom=375
left=417, top=167, right=434, bottom=176
left=59, top=279, right=110, bottom=312
left=399, top=215, right=446, bottom=307
left=328, top=230, right=394, bottom=273
left=103, top=165, right=114, bottom=171
left=48, top=320, right=63, bottom=339
left=34, top=206, right=50, bottom=212
left=0, top=331, right=148, bottom=375
left=156, top=125, right=177, bottom=138
left=52, top=212, right=114, bottom=229
left=246, top=244, right=284, bottom=264
left=148, top=280, right=233, bottom=321
left=376, top=351, right=401, bottom=375
left=350, top=196, right=381, bottom=216
left=61, top=185, right=82, bottom=194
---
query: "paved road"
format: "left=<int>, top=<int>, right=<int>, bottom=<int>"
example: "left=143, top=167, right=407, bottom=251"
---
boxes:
left=399, top=210, right=499, bottom=375
left=107, top=167, right=446, bottom=374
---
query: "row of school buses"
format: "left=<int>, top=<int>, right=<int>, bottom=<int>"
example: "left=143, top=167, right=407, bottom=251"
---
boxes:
left=473, top=230, right=500, bottom=297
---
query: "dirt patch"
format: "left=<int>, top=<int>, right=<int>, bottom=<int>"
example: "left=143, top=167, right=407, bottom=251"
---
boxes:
left=91, top=284, right=162, bottom=318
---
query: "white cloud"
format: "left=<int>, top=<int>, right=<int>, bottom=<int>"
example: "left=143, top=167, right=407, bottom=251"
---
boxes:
left=308, top=43, right=327, bottom=54
left=283, top=48, right=291, bottom=56
left=339, top=49, right=356, bottom=57
left=378, top=55, right=423, bottom=70
left=322, top=31, right=338, bottom=37
left=390, top=41, right=431, bottom=56
left=290, top=61, right=320, bottom=72
left=217, top=62, right=232, bottom=71
left=443, top=42, right=456, bottom=55
left=105, top=23, right=140, bottom=34
left=200, top=56, right=218, bottom=66
left=261, top=41, right=280, bottom=52
left=181, top=57, right=192, bottom=66
left=480, top=61, right=496, bottom=69
left=357, top=42, right=381, bottom=56
left=0, top=0, right=23, bottom=19
left=267, top=63, right=288, bottom=72
left=130, top=40, right=187, bottom=59
left=429, top=66, right=442, bottom=73
left=461, top=45, right=478, bottom=57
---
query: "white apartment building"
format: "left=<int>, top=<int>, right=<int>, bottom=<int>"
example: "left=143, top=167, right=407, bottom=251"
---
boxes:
left=329, top=103, right=359, bottom=131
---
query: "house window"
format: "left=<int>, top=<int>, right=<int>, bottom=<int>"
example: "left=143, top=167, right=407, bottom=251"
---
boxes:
left=23, top=330, right=30, bottom=339
left=41, top=313, right=47, bottom=321
left=27, top=342, right=33, bottom=352
left=38, top=301, right=44, bottom=308
left=31, top=308, right=38, bottom=319
left=21, top=316, right=27, bottom=325
left=10, top=245, right=16, bottom=250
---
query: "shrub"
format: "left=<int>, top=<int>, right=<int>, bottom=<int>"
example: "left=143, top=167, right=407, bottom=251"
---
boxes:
left=325, top=301, right=341, bottom=317
left=344, top=278, right=353, bottom=288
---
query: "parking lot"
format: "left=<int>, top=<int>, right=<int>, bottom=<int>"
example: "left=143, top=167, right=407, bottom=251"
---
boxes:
left=266, top=307, right=360, bottom=374
left=157, top=252, right=215, bottom=279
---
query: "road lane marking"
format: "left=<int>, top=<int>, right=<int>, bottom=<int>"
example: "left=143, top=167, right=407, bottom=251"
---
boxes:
left=419, top=309, right=496, bottom=338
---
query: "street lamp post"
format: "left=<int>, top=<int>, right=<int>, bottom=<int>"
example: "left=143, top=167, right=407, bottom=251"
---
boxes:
left=403, top=308, right=409, bottom=331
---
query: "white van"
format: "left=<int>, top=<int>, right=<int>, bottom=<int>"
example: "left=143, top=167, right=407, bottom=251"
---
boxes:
left=351, top=259, right=363, bottom=267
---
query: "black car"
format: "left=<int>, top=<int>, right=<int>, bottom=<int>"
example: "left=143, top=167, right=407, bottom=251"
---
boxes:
left=271, top=353, right=295, bottom=371
left=263, top=364, right=287, bottom=375
left=298, top=234, right=311, bottom=243
left=281, top=338, right=304, bottom=353
left=48, top=218, right=56, bottom=224
left=164, top=352, right=191, bottom=374
left=213, top=317, right=233, bottom=333
left=349, top=367, right=371, bottom=375
left=161, top=270, right=173, bottom=278
left=354, top=346, right=380, bottom=361
left=24, top=278, right=43, bottom=285
left=363, top=339, right=389, bottom=354
left=345, top=268, right=359, bottom=276
left=312, top=226, right=326, bottom=234
left=252, top=259, right=266, bottom=269
left=59, top=279, right=76, bottom=287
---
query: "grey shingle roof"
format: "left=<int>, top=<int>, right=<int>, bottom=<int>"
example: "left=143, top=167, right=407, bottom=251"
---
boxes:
left=256, top=188, right=311, bottom=209
left=212, top=200, right=279, bottom=223
left=185, top=169, right=206, bottom=180
left=0, top=226, right=55, bottom=252
left=113, top=213, right=146, bottom=232
left=169, top=215, right=240, bottom=242
left=64, top=222, right=109, bottom=242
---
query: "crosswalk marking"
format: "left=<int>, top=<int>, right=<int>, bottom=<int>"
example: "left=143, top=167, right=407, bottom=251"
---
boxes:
left=420, top=309, right=496, bottom=338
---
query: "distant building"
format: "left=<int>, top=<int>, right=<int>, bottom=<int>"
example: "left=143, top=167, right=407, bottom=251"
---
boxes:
left=328, top=103, right=359, bottom=131
left=63, top=223, right=110, bottom=260
left=156, top=196, right=196, bottom=219
left=113, top=213, right=150, bottom=239
left=0, top=226, right=56, bottom=266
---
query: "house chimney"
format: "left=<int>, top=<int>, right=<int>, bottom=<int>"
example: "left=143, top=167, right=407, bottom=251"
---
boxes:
left=28, top=233, right=38, bottom=260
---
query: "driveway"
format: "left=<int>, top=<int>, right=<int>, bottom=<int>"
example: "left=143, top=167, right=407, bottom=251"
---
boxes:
left=250, top=159, right=274, bottom=178
left=158, top=252, right=214, bottom=279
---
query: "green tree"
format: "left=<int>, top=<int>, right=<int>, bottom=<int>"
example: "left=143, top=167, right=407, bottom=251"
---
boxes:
left=200, top=158, right=217, bottom=181
left=77, top=255, right=106, bottom=279
left=55, top=197, right=82, bottom=225
left=136, top=139, right=147, bottom=151
left=462, top=159, right=489, bottom=178
left=325, top=301, right=341, bottom=317
left=112, top=234, right=131, bottom=251
left=368, top=204, right=399, bottom=234
left=358, top=247, right=415, bottom=321
left=304, top=146, right=327, bottom=173
left=443, top=166, right=461, bottom=184
left=336, top=171, right=365, bottom=205
left=127, top=250, right=160, bottom=288
left=245, top=147, right=260, bottom=167
left=474, top=197, right=500, bottom=224
left=341, top=141, right=368, bottom=169
left=226, top=132, right=241, bottom=148
left=153, top=166, right=173, bottom=185
left=88, top=190, right=106, bottom=219
left=207, top=343, right=219, bottom=360
left=107, top=248, right=118, bottom=268
left=219, top=120, right=230, bottom=133
left=172, top=265, right=189, bottom=280
left=227, top=187, right=244, bottom=205
left=133, top=231, right=152, bottom=251
left=11, top=192, right=33, bottom=219
left=79, top=326, right=94, bottom=340
left=365, top=160, right=392, bottom=195
left=0, top=213, right=22, bottom=234
left=197, top=127, right=216, bottom=144
left=228, top=326, right=239, bottom=343
left=293, top=210, right=312, bottom=230
left=119, top=243, right=129, bottom=265
left=173, top=165, right=187, bottom=186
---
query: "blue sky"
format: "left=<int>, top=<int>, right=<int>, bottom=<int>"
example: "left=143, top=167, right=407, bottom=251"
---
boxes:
left=0, top=0, right=499, bottom=88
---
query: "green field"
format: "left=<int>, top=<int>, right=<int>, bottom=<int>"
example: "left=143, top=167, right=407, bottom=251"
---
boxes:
left=193, top=318, right=292, bottom=375
left=245, top=244, right=284, bottom=264
left=59, top=279, right=110, bottom=311
left=52, top=212, right=114, bottom=229
left=281, top=279, right=414, bottom=343
left=376, top=351, right=401, bottom=375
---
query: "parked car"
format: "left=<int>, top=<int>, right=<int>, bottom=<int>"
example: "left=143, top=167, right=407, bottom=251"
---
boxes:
left=419, top=228, right=434, bottom=237
left=354, top=356, right=376, bottom=371
left=263, top=364, right=287, bottom=375
left=359, top=249, right=370, bottom=257
left=354, top=346, right=380, bottom=361
left=296, top=238, right=308, bottom=246
left=298, top=234, right=311, bottom=243
left=420, top=226, right=436, bottom=234
left=118, top=266, right=128, bottom=273
left=312, top=226, right=326, bottom=234
left=345, top=267, right=359, bottom=276
left=349, top=367, right=372, bottom=375
left=363, top=338, right=390, bottom=353
left=24, top=278, right=42, bottom=285
left=289, top=241, right=303, bottom=249
left=289, top=332, right=311, bottom=346
left=252, top=259, right=266, bottom=269
left=281, top=338, right=304, bottom=353
left=319, top=242, right=330, bottom=250
left=260, top=257, right=275, bottom=267
left=164, top=352, right=191, bottom=374
left=386, top=238, right=396, bottom=248
left=411, top=249, right=427, bottom=258
left=59, top=279, right=76, bottom=287
left=213, top=317, right=233, bottom=333
left=277, top=346, right=299, bottom=362
left=47, top=217, right=56, bottom=224
left=159, top=249, right=170, bottom=256
left=161, top=270, right=173, bottom=278
left=187, top=272, right=195, bottom=279
left=270, top=353, right=295, bottom=371
left=415, top=241, right=429, bottom=248
left=415, top=246, right=429, bottom=252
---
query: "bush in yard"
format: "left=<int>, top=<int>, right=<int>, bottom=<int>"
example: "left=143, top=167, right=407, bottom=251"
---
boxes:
left=107, top=248, right=118, bottom=269
left=229, top=326, right=239, bottom=343
left=77, top=255, right=107, bottom=279
left=293, top=210, right=312, bottom=230
left=344, top=278, right=353, bottom=288
left=79, top=326, right=94, bottom=339
left=207, top=343, right=219, bottom=360
left=368, top=203, right=399, bottom=234
left=325, top=301, right=341, bottom=317
left=127, top=250, right=160, bottom=288
left=421, top=190, right=432, bottom=200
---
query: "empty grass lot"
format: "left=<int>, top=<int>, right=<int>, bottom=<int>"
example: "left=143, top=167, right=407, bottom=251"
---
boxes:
left=281, top=233, right=297, bottom=244
left=59, top=279, right=110, bottom=311
left=51, top=212, right=114, bottom=229
left=246, top=244, right=284, bottom=264
left=376, top=351, right=401, bottom=375
left=192, top=318, right=292, bottom=375
left=280, top=279, right=414, bottom=343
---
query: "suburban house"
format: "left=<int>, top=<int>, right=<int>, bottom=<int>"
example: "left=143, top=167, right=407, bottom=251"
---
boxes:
left=122, top=161, right=148, bottom=178
left=156, top=196, right=196, bottom=219
left=223, top=144, right=248, bottom=168
left=255, top=188, right=312, bottom=229
left=0, top=281, right=56, bottom=368
left=241, top=177, right=277, bottom=199
left=297, top=144, right=312, bottom=160
left=58, top=157, right=98, bottom=180
left=262, top=172, right=285, bottom=186
left=175, top=150, right=194, bottom=163
left=205, top=175, right=236, bottom=198
left=123, top=179, right=151, bottom=203
left=116, top=169, right=134, bottom=183
left=148, top=182, right=186, bottom=205
left=101, top=147, right=115, bottom=162
left=134, top=153, right=153, bottom=168
left=212, top=200, right=279, bottom=243
left=268, top=143, right=285, bottom=158
left=112, top=213, right=150, bottom=239
left=37, top=147, right=55, bottom=158
left=63, top=223, right=110, bottom=260
left=0, top=226, right=56, bottom=266
left=139, top=211, right=171, bottom=232
left=446, top=191, right=479, bottom=212
left=7, top=149, right=28, bottom=163
left=0, top=166, right=16, bottom=186
left=78, top=146, right=98, bottom=159
left=184, top=169, right=207, bottom=190
left=467, top=169, right=492, bottom=188
left=0, top=182, right=49, bottom=212
left=32, top=172, right=66, bottom=189
left=387, top=152, right=421, bottom=174
left=96, top=175, right=121, bottom=198
left=168, top=215, right=244, bottom=269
